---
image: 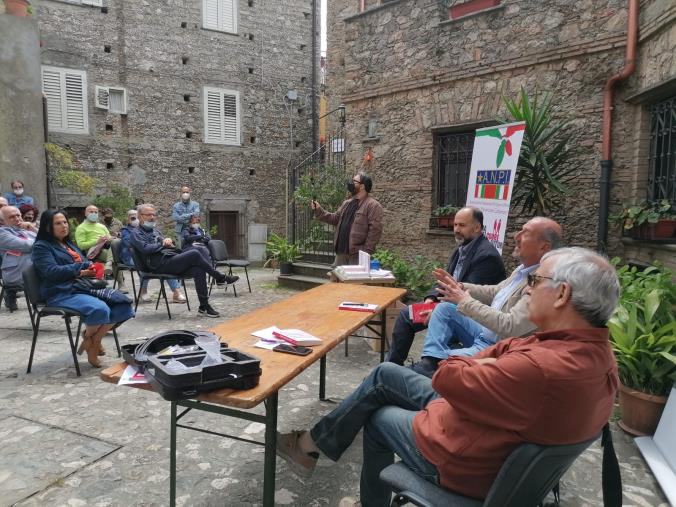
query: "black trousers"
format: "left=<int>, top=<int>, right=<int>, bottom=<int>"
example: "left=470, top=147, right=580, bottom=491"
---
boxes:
left=156, top=249, right=220, bottom=306
left=385, top=306, right=427, bottom=365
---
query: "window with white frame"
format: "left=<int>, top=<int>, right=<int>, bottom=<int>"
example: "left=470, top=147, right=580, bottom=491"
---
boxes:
left=203, top=87, right=241, bottom=145
left=95, top=86, right=128, bottom=114
left=41, top=66, right=89, bottom=135
left=203, top=0, right=238, bottom=33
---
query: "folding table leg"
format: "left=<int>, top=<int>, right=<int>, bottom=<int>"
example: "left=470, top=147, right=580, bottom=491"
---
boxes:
left=319, top=356, right=327, bottom=401
left=169, top=401, right=177, bottom=507
left=263, top=392, right=278, bottom=507
left=380, top=311, right=387, bottom=363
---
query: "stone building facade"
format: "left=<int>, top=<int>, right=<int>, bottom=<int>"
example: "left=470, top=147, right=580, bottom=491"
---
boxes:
left=34, top=0, right=318, bottom=258
left=326, top=0, right=676, bottom=270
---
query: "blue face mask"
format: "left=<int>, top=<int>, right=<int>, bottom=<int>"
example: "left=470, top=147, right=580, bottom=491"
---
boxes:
left=142, top=221, right=156, bottom=230
left=87, top=212, right=99, bottom=222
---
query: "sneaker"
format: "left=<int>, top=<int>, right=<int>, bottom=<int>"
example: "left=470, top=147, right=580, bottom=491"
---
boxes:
left=139, top=292, right=152, bottom=303
left=172, top=293, right=186, bottom=304
left=408, top=357, right=440, bottom=379
left=225, top=275, right=239, bottom=284
left=214, top=272, right=227, bottom=285
left=276, top=430, right=319, bottom=477
left=198, top=304, right=220, bottom=318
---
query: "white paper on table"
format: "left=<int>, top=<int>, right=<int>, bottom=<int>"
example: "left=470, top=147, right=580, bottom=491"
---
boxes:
left=251, top=326, right=322, bottom=346
left=118, top=364, right=149, bottom=385
left=254, top=340, right=279, bottom=350
left=369, top=269, right=393, bottom=278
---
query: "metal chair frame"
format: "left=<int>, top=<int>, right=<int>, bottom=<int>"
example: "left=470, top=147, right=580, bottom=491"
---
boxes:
left=206, top=239, right=251, bottom=297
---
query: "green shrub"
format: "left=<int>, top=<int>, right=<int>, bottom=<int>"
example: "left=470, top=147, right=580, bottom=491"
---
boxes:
left=373, top=248, right=442, bottom=300
left=93, top=185, right=135, bottom=221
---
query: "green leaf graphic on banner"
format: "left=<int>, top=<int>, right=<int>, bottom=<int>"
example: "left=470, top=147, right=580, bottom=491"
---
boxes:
left=476, top=129, right=502, bottom=139
left=496, top=140, right=506, bottom=167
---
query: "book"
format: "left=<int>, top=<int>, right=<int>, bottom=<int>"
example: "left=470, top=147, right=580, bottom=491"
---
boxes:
left=338, top=301, right=379, bottom=313
left=251, top=326, right=322, bottom=346
left=408, top=302, right=438, bottom=324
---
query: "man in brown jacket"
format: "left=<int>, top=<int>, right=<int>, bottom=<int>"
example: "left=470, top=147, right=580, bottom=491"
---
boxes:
left=311, top=172, right=383, bottom=266
left=276, top=247, right=620, bottom=506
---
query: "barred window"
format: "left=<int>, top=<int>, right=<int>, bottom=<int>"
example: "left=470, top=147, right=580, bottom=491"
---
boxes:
left=648, top=96, right=676, bottom=205
left=434, top=131, right=475, bottom=208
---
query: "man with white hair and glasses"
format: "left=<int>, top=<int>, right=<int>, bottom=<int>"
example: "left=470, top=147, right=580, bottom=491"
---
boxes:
left=276, top=247, right=620, bottom=507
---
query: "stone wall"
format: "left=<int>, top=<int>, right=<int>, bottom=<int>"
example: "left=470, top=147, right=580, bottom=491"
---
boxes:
left=0, top=15, right=48, bottom=209
left=326, top=0, right=676, bottom=269
left=35, top=0, right=317, bottom=256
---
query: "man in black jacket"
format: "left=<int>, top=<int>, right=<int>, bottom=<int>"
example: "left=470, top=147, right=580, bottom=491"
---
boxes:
left=386, top=207, right=506, bottom=364
left=129, top=204, right=237, bottom=318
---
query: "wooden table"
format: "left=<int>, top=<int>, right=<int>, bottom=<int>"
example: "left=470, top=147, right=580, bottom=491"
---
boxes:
left=101, top=283, right=406, bottom=507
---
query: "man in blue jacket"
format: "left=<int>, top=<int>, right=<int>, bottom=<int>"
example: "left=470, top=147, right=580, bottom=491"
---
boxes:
left=130, top=204, right=236, bottom=318
left=0, top=206, right=38, bottom=311
left=386, top=207, right=506, bottom=365
left=171, top=186, right=200, bottom=248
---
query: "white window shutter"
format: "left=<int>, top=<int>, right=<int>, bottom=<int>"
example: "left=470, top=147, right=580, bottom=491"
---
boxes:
left=82, top=0, right=103, bottom=6
left=42, top=68, right=64, bottom=131
left=95, top=86, right=110, bottom=109
left=64, top=71, right=87, bottom=132
left=221, top=0, right=237, bottom=33
left=203, top=87, right=240, bottom=145
left=108, top=88, right=127, bottom=114
left=41, top=66, right=88, bottom=134
left=203, top=0, right=219, bottom=30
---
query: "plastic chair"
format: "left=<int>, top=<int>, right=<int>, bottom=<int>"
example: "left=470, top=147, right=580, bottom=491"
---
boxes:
left=110, top=238, right=138, bottom=303
left=22, top=264, right=121, bottom=376
left=379, top=434, right=599, bottom=507
left=130, top=248, right=191, bottom=320
left=207, top=239, right=251, bottom=297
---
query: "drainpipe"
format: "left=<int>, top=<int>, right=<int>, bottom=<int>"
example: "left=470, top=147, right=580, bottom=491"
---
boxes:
left=598, top=0, right=639, bottom=252
left=311, top=0, right=318, bottom=153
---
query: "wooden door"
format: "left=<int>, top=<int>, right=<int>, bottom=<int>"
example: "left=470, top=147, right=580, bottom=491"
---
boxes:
left=209, top=211, right=239, bottom=257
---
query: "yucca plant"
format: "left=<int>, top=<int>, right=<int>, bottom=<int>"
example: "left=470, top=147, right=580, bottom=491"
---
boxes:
left=501, top=88, right=579, bottom=216
left=608, top=261, right=676, bottom=396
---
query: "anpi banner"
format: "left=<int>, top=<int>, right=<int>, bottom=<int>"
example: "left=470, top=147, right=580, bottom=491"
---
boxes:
left=465, top=122, right=525, bottom=253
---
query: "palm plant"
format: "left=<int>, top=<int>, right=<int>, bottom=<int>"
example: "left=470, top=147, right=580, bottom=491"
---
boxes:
left=501, top=88, right=578, bottom=216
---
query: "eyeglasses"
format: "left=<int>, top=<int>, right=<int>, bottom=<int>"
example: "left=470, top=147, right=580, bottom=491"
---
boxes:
left=139, top=212, right=157, bottom=217
left=527, top=273, right=555, bottom=288
left=352, top=179, right=361, bottom=184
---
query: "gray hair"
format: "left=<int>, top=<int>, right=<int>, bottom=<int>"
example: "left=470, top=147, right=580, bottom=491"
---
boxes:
left=127, top=209, right=138, bottom=217
left=137, top=203, right=155, bottom=214
left=541, top=247, right=620, bottom=327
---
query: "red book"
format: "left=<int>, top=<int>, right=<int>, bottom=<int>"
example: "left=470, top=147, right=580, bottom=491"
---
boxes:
left=338, top=302, right=379, bottom=313
left=408, top=302, right=438, bottom=324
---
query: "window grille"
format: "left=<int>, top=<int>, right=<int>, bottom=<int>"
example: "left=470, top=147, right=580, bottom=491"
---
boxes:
left=435, top=131, right=475, bottom=208
left=648, top=96, right=676, bottom=206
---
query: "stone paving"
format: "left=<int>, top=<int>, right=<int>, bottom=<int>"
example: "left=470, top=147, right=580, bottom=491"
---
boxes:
left=0, top=268, right=668, bottom=506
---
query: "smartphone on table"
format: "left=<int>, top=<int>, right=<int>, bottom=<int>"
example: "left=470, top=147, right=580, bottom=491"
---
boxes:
left=273, top=343, right=312, bottom=356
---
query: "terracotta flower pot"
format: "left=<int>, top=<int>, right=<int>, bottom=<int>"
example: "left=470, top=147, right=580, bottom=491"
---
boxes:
left=436, top=214, right=456, bottom=228
left=4, top=0, right=30, bottom=17
left=617, top=383, right=667, bottom=436
left=652, top=219, right=676, bottom=240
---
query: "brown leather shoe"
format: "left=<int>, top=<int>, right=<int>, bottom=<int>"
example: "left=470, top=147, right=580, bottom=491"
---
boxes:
left=86, top=337, right=102, bottom=368
left=275, top=431, right=318, bottom=477
left=98, top=341, right=106, bottom=356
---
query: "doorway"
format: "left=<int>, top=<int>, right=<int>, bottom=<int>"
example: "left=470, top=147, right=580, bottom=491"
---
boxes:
left=209, top=211, right=239, bottom=257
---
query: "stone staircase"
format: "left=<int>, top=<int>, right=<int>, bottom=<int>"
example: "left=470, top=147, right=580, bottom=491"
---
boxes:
left=277, top=254, right=334, bottom=291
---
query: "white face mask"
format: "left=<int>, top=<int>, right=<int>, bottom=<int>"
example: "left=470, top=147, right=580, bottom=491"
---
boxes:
left=190, top=223, right=200, bottom=229
left=87, top=212, right=99, bottom=222
left=14, top=188, right=24, bottom=196
left=181, top=192, right=190, bottom=201
left=130, top=219, right=139, bottom=227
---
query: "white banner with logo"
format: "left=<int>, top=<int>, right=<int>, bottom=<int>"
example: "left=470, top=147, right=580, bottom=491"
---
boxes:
left=465, top=121, right=526, bottom=253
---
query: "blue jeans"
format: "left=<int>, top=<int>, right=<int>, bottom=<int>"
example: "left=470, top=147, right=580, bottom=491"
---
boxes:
left=48, top=293, right=134, bottom=326
left=422, top=302, right=495, bottom=359
left=310, top=363, right=440, bottom=507
left=139, top=273, right=180, bottom=291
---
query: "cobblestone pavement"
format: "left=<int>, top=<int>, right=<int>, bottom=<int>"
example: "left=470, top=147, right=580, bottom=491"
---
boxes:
left=0, top=268, right=668, bottom=506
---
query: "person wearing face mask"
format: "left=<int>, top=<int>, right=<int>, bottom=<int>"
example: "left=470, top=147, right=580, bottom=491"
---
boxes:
left=100, top=208, right=123, bottom=237
left=0, top=197, right=9, bottom=225
left=4, top=180, right=35, bottom=207
left=119, top=209, right=186, bottom=304
left=171, top=186, right=200, bottom=248
left=0, top=206, right=37, bottom=311
left=130, top=203, right=230, bottom=317
left=19, top=204, right=39, bottom=226
left=310, top=172, right=383, bottom=266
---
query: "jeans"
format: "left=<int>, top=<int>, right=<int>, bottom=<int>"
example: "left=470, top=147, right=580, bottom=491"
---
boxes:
left=156, top=249, right=221, bottom=306
left=139, top=274, right=180, bottom=291
left=310, top=363, right=440, bottom=507
left=49, top=292, right=134, bottom=326
left=422, top=302, right=495, bottom=359
left=386, top=306, right=428, bottom=365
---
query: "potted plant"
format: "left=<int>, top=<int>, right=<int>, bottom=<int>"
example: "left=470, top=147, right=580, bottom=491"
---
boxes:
left=266, top=233, right=301, bottom=275
left=613, top=199, right=676, bottom=241
left=4, top=0, right=31, bottom=16
left=608, top=260, right=676, bottom=435
left=431, top=205, right=460, bottom=229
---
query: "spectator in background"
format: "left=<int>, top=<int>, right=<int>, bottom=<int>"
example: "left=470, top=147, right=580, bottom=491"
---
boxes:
left=19, top=203, right=39, bottom=225
left=172, top=186, right=200, bottom=247
left=0, top=206, right=37, bottom=311
left=119, top=209, right=186, bottom=304
left=100, top=208, right=123, bottom=237
left=4, top=180, right=35, bottom=207
left=181, top=214, right=213, bottom=266
left=0, top=197, right=8, bottom=225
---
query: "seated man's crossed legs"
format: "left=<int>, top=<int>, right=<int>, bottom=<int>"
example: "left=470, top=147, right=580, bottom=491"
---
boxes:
left=277, top=363, right=439, bottom=507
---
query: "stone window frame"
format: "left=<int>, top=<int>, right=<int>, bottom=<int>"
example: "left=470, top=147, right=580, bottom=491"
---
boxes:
left=41, top=65, right=89, bottom=135
left=202, top=0, right=238, bottom=35
left=344, top=0, right=406, bottom=23
left=439, top=0, right=505, bottom=27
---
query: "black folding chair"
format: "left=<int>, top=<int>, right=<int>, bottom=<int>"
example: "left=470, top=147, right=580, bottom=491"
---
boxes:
left=110, top=238, right=138, bottom=303
left=130, top=248, right=190, bottom=320
left=22, top=265, right=121, bottom=376
left=380, top=434, right=600, bottom=507
left=207, top=239, right=251, bottom=297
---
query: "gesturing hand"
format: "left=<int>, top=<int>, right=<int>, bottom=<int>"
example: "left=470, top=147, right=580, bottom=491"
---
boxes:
left=432, top=268, right=469, bottom=304
left=310, top=200, right=320, bottom=210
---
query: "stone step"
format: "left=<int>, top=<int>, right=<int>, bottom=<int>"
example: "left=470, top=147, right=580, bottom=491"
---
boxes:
left=292, top=261, right=333, bottom=278
left=299, top=252, right=335, bottom=264
left=277, top=274, right=328, bottom=291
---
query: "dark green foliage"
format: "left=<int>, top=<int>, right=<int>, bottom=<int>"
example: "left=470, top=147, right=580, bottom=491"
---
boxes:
left=373, top=249, right=442, bottom=300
